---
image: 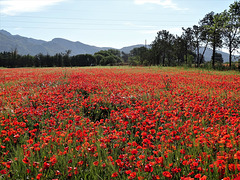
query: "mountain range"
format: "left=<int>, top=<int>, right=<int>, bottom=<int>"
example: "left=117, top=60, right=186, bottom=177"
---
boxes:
left=0, top=30, right=145, bottom=56
left=0, top=29, right=238, bottom=63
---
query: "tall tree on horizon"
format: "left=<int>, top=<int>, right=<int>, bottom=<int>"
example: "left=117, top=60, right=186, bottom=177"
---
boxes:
left=192, top=25, right=202, bottom=67
left=129, top=46, right=148, bottom=65
left=222, top=1, right=240, bottom=68
left=151, top=30, right=175, bottom=66
left=182, top=27, right=194, bottom=64
left=173, top=35, right=186, bottom=66
left=200, top=12, right=223, bottom=69
left=198, top=20, right=210, bottom=64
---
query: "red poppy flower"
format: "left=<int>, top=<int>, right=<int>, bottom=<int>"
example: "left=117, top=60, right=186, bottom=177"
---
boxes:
left=111, top=172, right=118, bottom=177
left=93, top=161, right=99, bottom=166
left=22, top=157, right=30, bottom=165
left=130, top=172, right=136, bottom=178
left=0, top=170, right=7, bottom=174
left=144, top=164, right=153, bottom=172
left=36, top=173, right=42, bottom=180
left=125, top=170, right=131, bottom=174
left=162, top=171, right=172, bottom=178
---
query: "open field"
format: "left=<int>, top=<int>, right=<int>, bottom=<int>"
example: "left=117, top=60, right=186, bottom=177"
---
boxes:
left=0, top=67, right=240, bottom=179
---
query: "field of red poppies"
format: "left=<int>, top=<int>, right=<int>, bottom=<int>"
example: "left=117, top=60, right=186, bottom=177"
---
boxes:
left=0, top=67, right=239, bottom=180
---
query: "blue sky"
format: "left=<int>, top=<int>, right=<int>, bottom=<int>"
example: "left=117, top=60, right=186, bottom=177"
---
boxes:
left=0, top=0, right=235, bottom=49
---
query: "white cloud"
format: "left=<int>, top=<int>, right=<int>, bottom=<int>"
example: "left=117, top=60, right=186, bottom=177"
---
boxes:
left=0, top=0, right=67, bottom=15
left=134, top=0, right=187, bottom=10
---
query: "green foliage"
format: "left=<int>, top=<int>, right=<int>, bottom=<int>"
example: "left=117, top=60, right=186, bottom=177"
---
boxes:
left=129, top=46, right=148, bottom=65
left=94, top=50, right=123, bottom=66
left=71, top=54, right=96, bottom=66
left=186, top=54, right=194, bottom=67
left=94, top=54, right=104, bottom=65
left=221, top=1, right=240, bottom=68
left=0, top=51, right=97, bottom=67
left=107, top=49, right=121, bottom=58
left=151, top=30, right=175, bottom=66
left=214, top=52, right=223, bottom=64
left=128, top=56, right=140, bottom=66
left=94, top=50, right=111, bottom=57
left=121, top=51, right=129, bottom=63
left=101, top=56, right=117, bottom=66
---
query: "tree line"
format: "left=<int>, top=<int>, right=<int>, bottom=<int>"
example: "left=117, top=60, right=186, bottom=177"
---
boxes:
left=0, top=1, right=239, bottom=69
left=129, top=1, right=240, bottom=69
left=0, top=49, right=123, bottom=68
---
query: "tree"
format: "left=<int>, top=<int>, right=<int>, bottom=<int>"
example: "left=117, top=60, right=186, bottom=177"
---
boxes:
left=173, top=36, right=185, bottom=66
left=214, top=52, right=224, bottom=64
left=71, top=54, right=95, bottom=66
left=121, top=51, right=129, bottom=63
left=192, top=25, right=202, bottom=67
left=151, top=30, right=175, bottom=66
left=63, top=50, right=72, bottom=67
left=200, top=12, right=223, bottom=69
left=53, top=53, right=63, bottom=67
left=94, top=54, right=104, bottom=65
left=86, top=54, right=96, bottom=65
left=103, top=55, right=117, bottom=66
left=222, top=1, right=240, bottom=68
left=94, top=50, right=122, bottom=66
left=35, top=53, right=44, bottom=67
left=129, top=46, right=148, bottom=65
left=182, top=27, right=194, bottom=64
left=198, top=19, right=211, bottom=64
left=19, top=55, right=34, bottom=67
left=0, top=51, right=12, bottom=67
left=107, top=49, right=121, bottom=58
left=8, top=48, right=20, bottom=68
left=94, top=50, right=111, bottom=57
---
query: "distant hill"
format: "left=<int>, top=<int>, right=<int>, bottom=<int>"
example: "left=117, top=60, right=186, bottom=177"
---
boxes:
left=0, top=30, right=238, bottom=63
left=199, top=47, right=239, bottom=63
left=0, top=30, right=110, bottom=56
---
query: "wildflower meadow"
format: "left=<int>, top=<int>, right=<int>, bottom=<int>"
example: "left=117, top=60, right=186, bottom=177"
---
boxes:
left=0, top=67, right=239, bottom=180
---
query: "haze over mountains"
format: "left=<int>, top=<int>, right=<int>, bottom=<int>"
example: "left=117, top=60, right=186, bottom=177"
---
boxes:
left=0, top=30, right=145, bottom=55
left=0, top=30, right=238, bottom=63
